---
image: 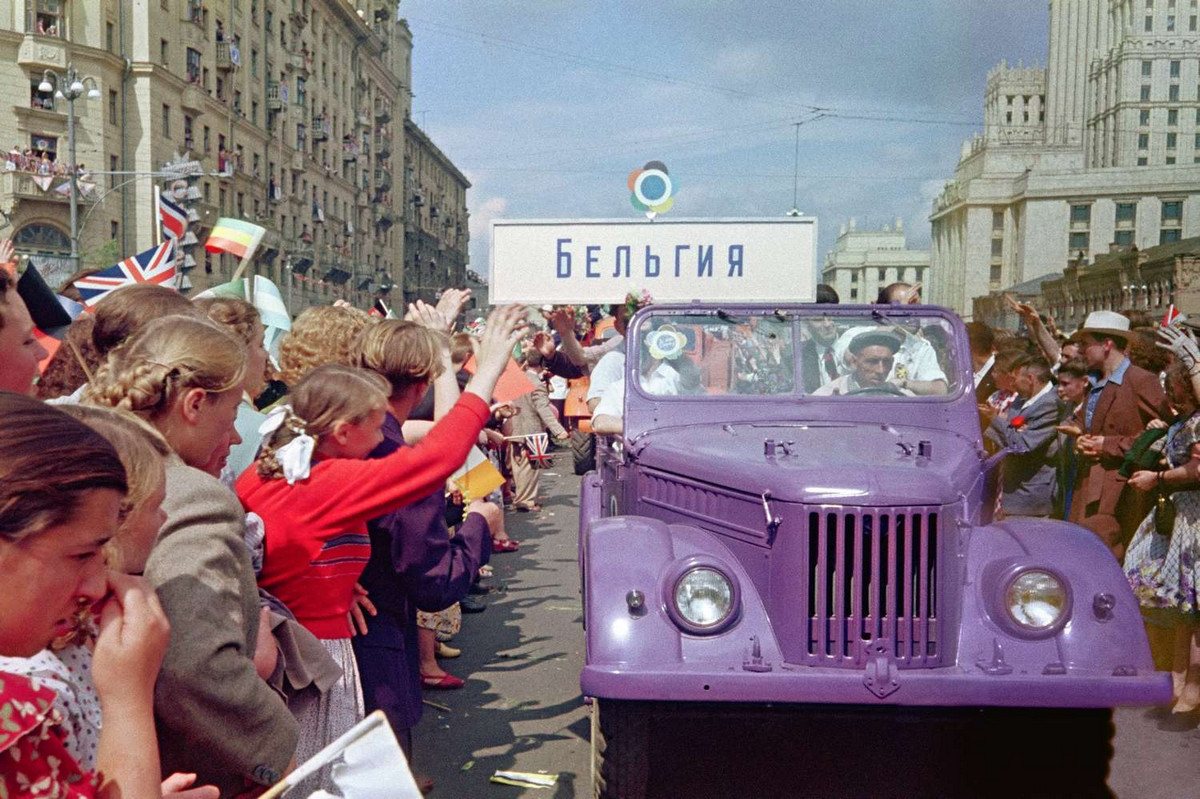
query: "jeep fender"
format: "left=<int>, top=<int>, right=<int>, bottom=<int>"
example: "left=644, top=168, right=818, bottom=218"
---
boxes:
left=959, top=517, right=1156, bottom=677
left=582, top=515, right=783, bottom=671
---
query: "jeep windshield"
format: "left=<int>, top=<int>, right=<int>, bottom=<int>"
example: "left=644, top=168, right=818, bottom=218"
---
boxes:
left=633, top=310, right=964, bottom=399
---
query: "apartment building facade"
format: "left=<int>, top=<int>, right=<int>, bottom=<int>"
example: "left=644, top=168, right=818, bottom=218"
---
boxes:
left=0, top=0, right=433, bottom=312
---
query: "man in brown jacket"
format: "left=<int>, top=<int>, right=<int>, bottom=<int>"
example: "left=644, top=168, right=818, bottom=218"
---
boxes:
left=1065, top=311, right=1169, bottom=561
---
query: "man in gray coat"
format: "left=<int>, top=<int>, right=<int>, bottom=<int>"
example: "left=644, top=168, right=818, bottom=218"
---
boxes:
left=986, top=354, right=1062, bottom=518
left=147, top=455, right=299, bottom=796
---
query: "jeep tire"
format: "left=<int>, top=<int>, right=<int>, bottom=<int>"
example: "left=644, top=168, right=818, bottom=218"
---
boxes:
left=571, top=430, right=596, bottom=475
left=591, top=699, right=649, bottom=799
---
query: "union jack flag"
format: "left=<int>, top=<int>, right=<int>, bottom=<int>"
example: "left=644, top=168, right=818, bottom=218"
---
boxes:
left=74, top=240, right=177, bottom=308
left=524, top=432, right=552, bottom=468
left=159, top=194, right=188, bottom=241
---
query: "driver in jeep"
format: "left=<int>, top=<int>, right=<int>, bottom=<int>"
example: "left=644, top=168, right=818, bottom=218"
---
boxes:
left=813, top=330, right=915, bottom=397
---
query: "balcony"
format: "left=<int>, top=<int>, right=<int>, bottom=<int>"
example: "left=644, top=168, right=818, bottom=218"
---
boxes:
left=286, top=49, right=310, bottom=74
left=266, top=81, right=282, bottom=110
left=373, top=205, right=395, bottom=229
left=216, top=42, right=234, bottom=71
left=0, top=171, right=99, bottom=213
left=312, top=114, right=328, bottom=141
left=289, top=2, right=309, bottom=29
left=374, top=99, right=391, bottom=123
left=374, top=134, right=391, bottom=158
left=181, top=84, right=206, bottom=113
left=17, top=34, right=67, bottom=71
left=291, top=152, right=305, bottom=171
left=356, top=111, right=372, bottom=128
left=291, top=245, right=314, bottom=273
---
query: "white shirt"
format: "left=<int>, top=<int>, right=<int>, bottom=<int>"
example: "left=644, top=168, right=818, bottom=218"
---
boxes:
left=832, top=326, right=948, bottom=385
left=592, top=363, right=681, bottom=421
left=812, top=373, right=915, bottom=397
left=587, top=350, right=625, bottom=403
left=973, top=353, right=995, bottom=388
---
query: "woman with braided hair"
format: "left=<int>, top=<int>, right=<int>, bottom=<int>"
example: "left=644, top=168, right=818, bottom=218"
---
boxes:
left=85, top=314, right=300, bottom=798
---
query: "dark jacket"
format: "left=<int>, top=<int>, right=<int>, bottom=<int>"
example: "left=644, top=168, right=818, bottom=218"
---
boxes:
left=353, top=413, right=491, bottom=732
left=985, top=385, right=1061, bottom=517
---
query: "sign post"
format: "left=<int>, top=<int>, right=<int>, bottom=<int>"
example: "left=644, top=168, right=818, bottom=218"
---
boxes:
left=488, top=217, right=816, bottom=305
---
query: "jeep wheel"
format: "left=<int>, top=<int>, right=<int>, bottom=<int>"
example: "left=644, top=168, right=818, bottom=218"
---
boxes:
left=591, top=699, right=649, bottom=799
left=571, top=430, right=596, bottom=475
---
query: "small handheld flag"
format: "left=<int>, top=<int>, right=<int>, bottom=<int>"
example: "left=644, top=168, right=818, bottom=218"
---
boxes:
left=1162, top=304, right=1187, bottom=327
left=525, top=432, right=552, bottom=468
left=159, top=194, right=188, bottom=241
left=74, top=240, right=177, bottom=308
left=205, top=217, right=266, bottom=260
left=451, top=445, right=506, bottom=501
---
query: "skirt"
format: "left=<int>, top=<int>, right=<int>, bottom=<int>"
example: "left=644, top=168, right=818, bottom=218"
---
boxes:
left=416, top=602, right=461, bottom=640
left=1126, top=488, right=1200, bottom=618
left=290, top=637, right=366, bottom=794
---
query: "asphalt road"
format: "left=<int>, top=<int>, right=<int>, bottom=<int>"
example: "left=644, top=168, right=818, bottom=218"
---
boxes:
left=413, top=463, right=1200, bottom=798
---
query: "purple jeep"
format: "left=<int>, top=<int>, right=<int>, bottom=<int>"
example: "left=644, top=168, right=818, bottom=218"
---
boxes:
left=579, top=304, right=1169, bottom=798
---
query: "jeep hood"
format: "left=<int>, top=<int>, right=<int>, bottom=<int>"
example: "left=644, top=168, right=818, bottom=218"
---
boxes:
left=631, top=421, right=981, bottom=506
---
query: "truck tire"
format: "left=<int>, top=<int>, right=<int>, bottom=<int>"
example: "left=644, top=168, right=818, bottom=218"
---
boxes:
left=571, top=430, right=596, bottom=475
left=592, top=700, right=649, bottom=799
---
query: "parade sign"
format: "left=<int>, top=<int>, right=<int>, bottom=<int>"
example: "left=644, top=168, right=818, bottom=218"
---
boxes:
left=489, top=217, right=816, bottom=304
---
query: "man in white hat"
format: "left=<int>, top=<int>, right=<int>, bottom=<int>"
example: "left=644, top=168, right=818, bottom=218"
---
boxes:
left=1061, top=310, right=1169, bottom=560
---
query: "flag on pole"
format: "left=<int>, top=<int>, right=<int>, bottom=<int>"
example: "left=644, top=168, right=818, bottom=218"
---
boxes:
left=194, top=275, right=291, bottom=354
left=74, top=240, right=177, bottom=308
left=204, top=217, right=266, bottom=260
left=524, top=432, right=552, bottom=468
left=1163, top=304, right=1187, bottom=327
left=159, top=194, right=188, bottom=241
left=450, top=446, right=506, bottom=501
left=259, top=711, right=421, bottom=799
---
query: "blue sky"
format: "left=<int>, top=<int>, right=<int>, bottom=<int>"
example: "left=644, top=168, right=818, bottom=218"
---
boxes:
left=402, top=1, right=1048, bottom=282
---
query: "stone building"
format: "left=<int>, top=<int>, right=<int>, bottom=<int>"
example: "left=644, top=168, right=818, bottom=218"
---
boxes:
left=929, top=0, right=1200, bottom=320
left=402, top=116, right=469, bottom=306
left=0, top=0, right=463, bottom=314
left=1036, top=238, right=1200, bottom=331
left=820, top=217, right=929, bottom=304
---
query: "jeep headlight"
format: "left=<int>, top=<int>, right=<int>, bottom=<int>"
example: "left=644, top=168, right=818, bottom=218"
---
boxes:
left=1006, top=570, right=1068, bottom=631
left=674, top=567, right=733, bottom=629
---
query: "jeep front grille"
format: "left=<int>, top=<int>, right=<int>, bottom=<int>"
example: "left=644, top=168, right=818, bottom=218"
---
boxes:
left=803, top=505, right=943, bottom=669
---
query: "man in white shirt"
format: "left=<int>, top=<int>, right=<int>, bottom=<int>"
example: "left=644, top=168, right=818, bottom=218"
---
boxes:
left=831, top=324, right=948, bottom=395
left=814, top=331, right=914, bottom=397
left=592, top=361, right=682, bottom=435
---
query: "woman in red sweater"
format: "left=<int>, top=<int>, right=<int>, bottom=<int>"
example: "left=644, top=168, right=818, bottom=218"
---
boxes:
left=235, top=304, right=526, bottom=788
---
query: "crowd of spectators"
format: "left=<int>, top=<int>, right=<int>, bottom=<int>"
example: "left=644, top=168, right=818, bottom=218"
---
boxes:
left=0, top=250, right=579, bottom=796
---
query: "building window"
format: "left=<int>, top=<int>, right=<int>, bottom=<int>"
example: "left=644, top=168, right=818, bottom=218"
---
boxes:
left=107, top=90, right=117, bottom=124
left=991, top=238, right=1003, bottom=258
left=1171, top=60, right=1182, bottom=77
left=111, top=220, right=119, bottom=240
left=850, top=272, right=858, bottom=284
left=1139, top=132, right=1150, bottom=149
left=1143, top=60, right=1154, bottom=77
left=1167, top=155, right=1177, bottom=164
left=108, top=155, right=118, bottom=189
left=161, top=104, right=170, bottom=137
left=1168, top=132, right=1179, bottom=148
left=1140, top=109, right=1151, bottom=125
left=1146, top=14, right=1154, bottom=30
left=1161, top=200, right=1183, bottom=242
left=990, top=264, right=1002, bottom=283
left=1141, top=84, right=1152, bottom=100
left=29, top=72, right=54, bottom=110
left=106, top=21, right=115, bottom=52
left=1191, top=14, right=1197, bottom=29
left=1115, top=230, right=1136, bottom=246
left=31, top=0, right=64, bottom=36
left=849, top=288, right=857, bottom=300
left=1139, top=156, right=1149, bottom=165
left=1195, top=132, right=1200, bottom=148
left=1168, top=14, right=1177, bottom=29
left=992, top=209, right=1004, bottom=231
left=1170, top=84, right=1181, bottom=101
left=160, top=39, right=168, bottom=67
left=1116, top=201, right=1137, bottom=225
left=1169, top=108, right=1179, bottom=125
left=251, top=49, right=258, bottom=78
left=186, top=48, right=201, bottom=84
left=877, top=268, right=885, bottom=281
left=1069, top=231, right=1090, bottom=250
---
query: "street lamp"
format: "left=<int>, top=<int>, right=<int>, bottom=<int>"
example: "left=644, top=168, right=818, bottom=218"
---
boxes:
left=40, top=65, right=100, bottom=274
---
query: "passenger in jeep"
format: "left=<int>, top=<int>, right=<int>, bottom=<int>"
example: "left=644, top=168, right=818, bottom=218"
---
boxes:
left=813, top=330, right=915, bottom=397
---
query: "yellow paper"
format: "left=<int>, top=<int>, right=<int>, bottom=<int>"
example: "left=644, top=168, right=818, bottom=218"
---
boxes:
left=451, top=445, right=506, bottom=502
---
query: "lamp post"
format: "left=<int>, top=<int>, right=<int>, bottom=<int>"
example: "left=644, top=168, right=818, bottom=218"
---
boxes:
left=39, top=65, right=100, bottom=274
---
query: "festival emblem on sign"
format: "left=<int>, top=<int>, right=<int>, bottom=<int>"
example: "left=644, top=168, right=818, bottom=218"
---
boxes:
left=628, top=161, right=676, bottom=219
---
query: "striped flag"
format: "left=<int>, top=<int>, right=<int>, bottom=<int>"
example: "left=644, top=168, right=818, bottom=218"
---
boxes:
left=1163, top=304, right=1187, bottom=327
left=159, top=194, right=188, bottom=241
left=525, top=432, right=552, bottom=468
left=450, top=446, right=506, bottom=502
left=74, top=240, right=177, bottom=308
left=205, top=217, right=266, bottom=260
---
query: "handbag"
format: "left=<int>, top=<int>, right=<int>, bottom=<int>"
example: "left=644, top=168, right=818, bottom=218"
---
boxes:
left=1154, top=486, right=1177, bottom=539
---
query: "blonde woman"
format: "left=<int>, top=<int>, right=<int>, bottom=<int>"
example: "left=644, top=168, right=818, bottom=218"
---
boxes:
left=86, top=315, right=298, bottom=797
left=194, top=296, right=271, bottom=477
left=278, top=304, right=372, bottom=388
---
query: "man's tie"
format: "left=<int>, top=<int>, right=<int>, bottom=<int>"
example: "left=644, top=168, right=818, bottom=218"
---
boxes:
left=822, top=349, right=839, bottom=381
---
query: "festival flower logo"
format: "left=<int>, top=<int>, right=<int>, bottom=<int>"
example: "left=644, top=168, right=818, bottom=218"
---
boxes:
left=628, top=161, right=676, bottom=219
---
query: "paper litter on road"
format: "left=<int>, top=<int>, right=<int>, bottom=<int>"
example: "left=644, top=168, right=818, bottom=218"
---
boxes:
left=490, top=771, right=559, bottom=789
left=461, top=760, right=475, bottom=771
left=422, top=699, right=451, bottom=713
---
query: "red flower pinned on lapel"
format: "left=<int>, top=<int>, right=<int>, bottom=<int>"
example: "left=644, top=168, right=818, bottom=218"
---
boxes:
left=1010, top=415, right=1027, bottom=429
